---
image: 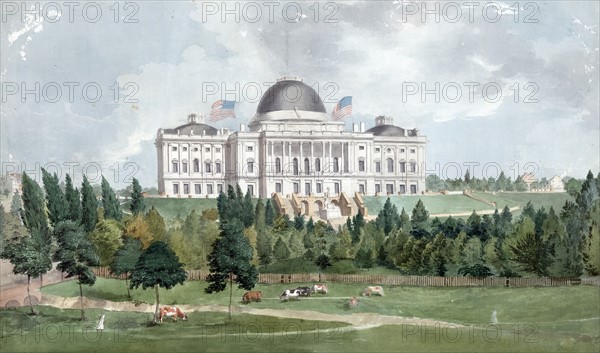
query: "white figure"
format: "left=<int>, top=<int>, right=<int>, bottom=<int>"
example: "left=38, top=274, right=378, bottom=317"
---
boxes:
left=96, top=314, right=105, bottom=331
left=491, top=309, right=498, bottom=324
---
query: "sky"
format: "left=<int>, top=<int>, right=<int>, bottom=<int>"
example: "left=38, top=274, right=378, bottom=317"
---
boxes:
left=1, top=1, right=598, bottom=189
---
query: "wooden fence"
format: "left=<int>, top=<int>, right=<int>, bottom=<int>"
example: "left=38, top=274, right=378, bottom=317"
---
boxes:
left=91, top=267, right=599, bottom=288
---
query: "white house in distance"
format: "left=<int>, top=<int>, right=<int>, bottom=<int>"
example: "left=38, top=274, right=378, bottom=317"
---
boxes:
left=155, top=77, right=427, bottom=204
left=549, top=176, right=565, bottom=191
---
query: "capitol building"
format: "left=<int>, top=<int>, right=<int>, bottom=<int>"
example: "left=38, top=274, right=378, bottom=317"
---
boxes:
left=155, top=78, right=427, bottom=217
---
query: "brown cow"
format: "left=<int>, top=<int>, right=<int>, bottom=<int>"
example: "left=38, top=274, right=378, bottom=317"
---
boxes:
left=242, top=291, right=262, bottom=304
left=159, top=306, right=187, bottom=322
left=348, top=296, right=359, bottom=308
left=362, top=286, right=384, bottom=297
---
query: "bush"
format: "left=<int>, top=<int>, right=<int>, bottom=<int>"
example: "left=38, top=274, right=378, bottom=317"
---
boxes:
left=325, top=260, right=358, bottom=274
left=458, top=264, right=494, bottom=277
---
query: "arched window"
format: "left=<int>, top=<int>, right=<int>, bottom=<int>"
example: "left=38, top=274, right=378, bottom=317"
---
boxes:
left=275, top=158, right=281, bottom=173
left=205, top=160, right=212, bottom=173
left=333, top=157, right=339, bottom=173
left=304, top=158, right=310, bottom=175
left=172, top=159, right=179, bottom=173
left=293, top=158, right=299, bottom=175
left=387, top=158, right=394, bottom=173
left=193, top=159, right=200, bottom=173
left=182, top=160, right=188, bottom=173
left=315, top=158, right=321, bottom=172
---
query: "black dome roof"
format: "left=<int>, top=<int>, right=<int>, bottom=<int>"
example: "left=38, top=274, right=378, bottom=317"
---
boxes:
left=164, top=123, right=218, bottom=135
left=257, top=80, right=326, bottom=114
left=367, top=125, right=417, bottom=137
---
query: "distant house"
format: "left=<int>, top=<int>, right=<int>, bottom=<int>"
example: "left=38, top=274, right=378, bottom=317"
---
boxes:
left=549, top=176, right=564, bottom=192
left=522, top=172, right=538, bottom=191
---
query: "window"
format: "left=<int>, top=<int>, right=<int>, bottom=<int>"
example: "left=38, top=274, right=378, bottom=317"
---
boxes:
left=386, top=184, right=394, bottom=194
left=172, top=160, right=179, bottom=173
left=293, top=182, right=299, bottom=194
left=193, top=159, right=200, bottom=173
left=247, top=146, right=253, bottom=152
left=215, top=162, right=222, bottom=174
left=400, top=184, right=406, bottom=194
left=293, top=158, right=299, bottom=175
left=375, top=147, right=380, bottom=152
left=276, top=183, right=282, bottom=193
left=375, top=184, right=381, bottom=193
left=305, top=183, right=311, bottom=195
left=207, top=184, right=214, bottom=194
left=248, top=185, right=254, bottom=197
left=358, top=160, right=365, bottom=172
left=275, top=158, right=281, bottom=173
left=400, top=162, right=406, bottom=173
left=194, top=184, right=201, bottom=194
left=334, top=182, right=340, bottom=195
left=183, top=183, right=190, bottom=195
left=400, top=148, right=405, bottom=153
left=183, top=147, right=188, bottom=151
left=182, top=160, right=188, bottom=173
left=217, top=184, right=223, bottom=193
left=375, top=161, right=381, bottom=173
left=216, top=148, right=221, bottom=153
left=205, top=162, right=212, bottom=173
left=194, top=147, right=198, bottom=152
left=172, top=146, right=177, bottom=151
left=359, top=145, right=365, bottom=150
left=316, top=183, right=322, bottom=194
left=333, top=157, right=339, bottom=173
left=304, top=158, right=310, bottom=175
left=247, top=161, right=254, bottom=173
left=387, top=148, right=392, bottom=153
left=359, top=184, right=365, bottom=194
left=410, top=149, right=416, bottom=154
left=410, top=185, right=417, bottom=194
left=315, top=158, right=321, bottom=172
left=173, top=183, right=179, bottom=194
left=410, top=162, right=416, bottom=172
left=205, top=147, right=210, bottom=152
left=387, top=158, right=394, bottom=173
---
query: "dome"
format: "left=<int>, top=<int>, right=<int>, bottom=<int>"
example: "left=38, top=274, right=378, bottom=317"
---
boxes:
left=164, top=122, right=218, bottom=136
left=256, top=78, right=326, bottom=114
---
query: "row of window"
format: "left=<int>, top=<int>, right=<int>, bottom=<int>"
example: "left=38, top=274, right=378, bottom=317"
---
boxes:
left=172, top=146, right=222, bottom=153
left=373, top=147, right=417, bottom=153
left=172, top=183, right=256, bottom=197
left=171, top=159, right=222, bottom=174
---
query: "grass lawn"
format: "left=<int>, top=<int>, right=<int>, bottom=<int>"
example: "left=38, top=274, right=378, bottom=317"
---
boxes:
left=141, top=198, right=217, bottom=220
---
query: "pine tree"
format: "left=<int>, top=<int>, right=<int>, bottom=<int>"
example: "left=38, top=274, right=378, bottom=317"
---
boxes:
left=205, top=219, right=258, bottom=318
left=64, top=174, right=81, bottom=223
left=294, top=214, right=305, bottom=230
left=244, top=226, right=259, bottom=266
left=256, top=226, right=272, bottom=265
left=80, top=176, right=97, bottom=233
left=130, top=177, right=146, bottom=216
left=20, top=173, right=50, bottom=237
left=217, top=191, right=228, bottom=221
left=101, top=176, right=122, bottom=221
left=584, top=200, right=600, bottom=275
left=496, top=171, right=508, bottom=191
left=254, top=199, right=266, bottom=233
left=53, top=221, right=100, bottom=320
left=466, top=211, right=482, bottom=239
left=130, top=241, right=187, bottom=323
left=41, top=168, right=67, bottom=226
left=354, top=243, right=374, bottom=269
left=330, top=228, right=353, bottom=260
left=306, top=217, right=315, bottom=234
left=10, top=190, right=21, bottom=216
left=110, top=237, right=142, bottom=299
left=410, top=199, right=430, bottom=239
left=89, top=219, right=123, bottom=266
left=273, top=237, right=291, bottom=261
left=241, top=189, right=255, bottom=228
left=265, top=199, right=275, bottom=226
left=558, top=201, right=585, bottom=276
left=510, top=218, right=553, bottom=276
left=145, top=206, right=167, bottom=242
left=124, top=215, right=153, bottom=249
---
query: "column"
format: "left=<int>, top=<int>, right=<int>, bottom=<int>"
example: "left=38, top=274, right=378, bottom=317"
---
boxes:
left=299, top=141, right=303, bottom=174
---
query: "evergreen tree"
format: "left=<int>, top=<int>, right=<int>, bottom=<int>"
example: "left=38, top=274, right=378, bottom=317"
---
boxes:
left=244, top=226, right=259, bottom=266
left=89, top=219, right=123, bottom=266
left=256, top=226, right=272, bottom=265
left=110, top=237, right=142, bottom=299
left=101, top=176, right=122, bottom=221
left=558, top=201, right=585, bottom=276
left=265, top=199, right=275, bottom=226
left=145, top=206, right=167, bottom=242
left=294, top=214, right=305, bottom=230
left=464, top=169, right=471, bottom=185
left=496, top=171, right=508, bottom=191
left=254, top=199, right=266, bottom=233
left=354, top=243, right=374, bottom=269
left=510, top=218, right=553, bottom=276
left=130, top=177, right=146, bottom=216
left=306, top=217, right=315, bottom=234
left=80, top=176, right=97, bottom=233
left=584, top=201, right=600, bottom=275
left=20, top=173, right=50, bottom=237
left=410, top=199, right=430, bottom=239
left=205, top=219, right=258, bottom=318
left=41, top=168, right=67, bottom=226
left=64, top=174, right=81, bottom=223
left=466, top=211, right=482, bottom=239
left=130, top=241, right=187, bottom=323
left=330, top=228, right=353, bottom=260
left=273, top=237, right=291, bottom=261
left=216, top=191, right=228, bottom=221
left=241, top=189, right=255, bottom=228
left=10, top=190, right=21, bottom=216
left=576, top=170, right=599, bottom=220
left=53, top=221, right=99, bottom=320
left=124, top=215, right=153, bottom=249
left=521, top=201, right=536, bottom=221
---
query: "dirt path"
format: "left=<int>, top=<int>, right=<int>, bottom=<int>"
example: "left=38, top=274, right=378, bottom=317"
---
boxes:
left=40, top=294, right=464, bottom=329
left=431, top=206, right=520, bottom=218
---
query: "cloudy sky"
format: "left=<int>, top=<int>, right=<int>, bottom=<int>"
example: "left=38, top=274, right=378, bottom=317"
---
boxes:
left=1, top=1, right=598, bottom=188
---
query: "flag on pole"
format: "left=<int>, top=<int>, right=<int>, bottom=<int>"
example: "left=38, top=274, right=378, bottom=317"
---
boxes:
left=332, top=96, right=352, bottom=120
left=209, top=100, right=236, bottom=121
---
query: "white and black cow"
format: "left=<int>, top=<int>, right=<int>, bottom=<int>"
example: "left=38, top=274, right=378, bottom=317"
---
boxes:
left=279, top=289, right=302, bottom=301
left=295, top=287, right=311, bottom=297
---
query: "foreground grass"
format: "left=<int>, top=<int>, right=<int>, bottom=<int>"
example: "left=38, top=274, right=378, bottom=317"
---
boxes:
left=42, top=279, right=600, bottom=336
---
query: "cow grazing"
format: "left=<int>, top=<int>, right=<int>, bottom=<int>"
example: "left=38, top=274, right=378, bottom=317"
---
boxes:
left=348, top=296, right=360, bottom=308
left=279, top=289, right=302, bottom=301
left=159, top=306, right=187, bottom=322
left=362, top=286, right=384, bottom=297
left=311, top=284, right=329, bottom=295
left=295, top=287, right=311, bottom=297
left=242, top=291, right=263, bottom=304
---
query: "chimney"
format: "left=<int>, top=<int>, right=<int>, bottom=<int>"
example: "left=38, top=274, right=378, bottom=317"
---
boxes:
left=240, top=124, right=246, bottom=132
left=360, top=122, right=365, bottom=132
left=353, top=123, right=359, bottom=132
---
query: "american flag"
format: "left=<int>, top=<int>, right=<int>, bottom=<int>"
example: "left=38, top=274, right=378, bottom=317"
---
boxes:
left=209, top=100, right=235, bottom=121
left=332, top=96, right=352, bottom=120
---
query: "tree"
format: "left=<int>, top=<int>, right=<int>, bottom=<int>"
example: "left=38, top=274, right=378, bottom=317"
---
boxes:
left=101, top=176, right=122, bottom=221
left=294, top=214, right=305, bottom=230
left=254, top=199, right=266, bottom=233
left=584, top=200, right=600, bottom=275
left=464, top=169, right=471, bottom=185
left=306, top=217, right=315, bottom=234
left=205, top=219, right=258, bottom=319
left=64, top=174, right=81, bottom=223
left=244, top=227, right=259, bottom=266
left=241, top=189, right=255, bottom=228
left=330, top=228, right=353, bottom=260
left=145, top=207, right=167, bottom=242
left=10, top=190, right=21, bottom=216
left=273, top=237, right=291, bottom=261
left=354, top=242, right=374, bottom=269
left=315, top=254, right=332, bottom=270
left=41, top=168, right=67, bottom=226
left=80, top=176, right=97, bottom=233
left=130, top=178, right=146, bottom=216
left=130, top=241, right=187, bottom=323
left=1, top=228, right=52, bottom=315
left=411, top=200, right=430, bottom=239
left=496, top=171, right=508, bottom=191
left=110, top=237, right=142, bottom=299
left=466, top=211, right=482, bottom=239
left=20, top=173, right=50, bottom=237
left=89, top=219, right=123, bottom=266
left=265, top=199, right=275, bottom=226
left=124, top=215, right=153, bottom=249
left=557, top=201, right=586, bottom=276
left=53, top=221, right=99, bottom=320
left=458, top=264, right=494, bottom=277
left=256, top=226, right=272, bottom=265
left=510, top=218, right=553, bottom=276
